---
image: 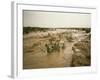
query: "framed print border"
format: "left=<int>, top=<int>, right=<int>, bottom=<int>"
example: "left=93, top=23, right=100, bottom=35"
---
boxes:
left=11, top=1, right=97, bottom=78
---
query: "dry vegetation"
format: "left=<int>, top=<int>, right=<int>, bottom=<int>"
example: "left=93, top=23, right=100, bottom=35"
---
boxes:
left=23, top=27, right=91, bottom=69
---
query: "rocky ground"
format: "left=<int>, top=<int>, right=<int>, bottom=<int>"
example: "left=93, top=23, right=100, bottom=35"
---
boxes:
left=71, top=34, right=91, bottom=66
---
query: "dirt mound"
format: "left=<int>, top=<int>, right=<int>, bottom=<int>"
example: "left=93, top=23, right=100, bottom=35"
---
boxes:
left=71, top=34, right=91, bottom=67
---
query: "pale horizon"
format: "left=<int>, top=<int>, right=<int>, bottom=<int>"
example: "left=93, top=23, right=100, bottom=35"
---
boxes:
left=23, top=10, right=91, bottom=28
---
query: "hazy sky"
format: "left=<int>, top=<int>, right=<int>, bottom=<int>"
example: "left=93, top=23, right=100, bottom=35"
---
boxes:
left=23, top=10, right=91, bottom=28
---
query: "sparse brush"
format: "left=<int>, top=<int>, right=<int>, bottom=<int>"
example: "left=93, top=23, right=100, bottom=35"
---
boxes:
left=45, top=36, right=65, bottom=55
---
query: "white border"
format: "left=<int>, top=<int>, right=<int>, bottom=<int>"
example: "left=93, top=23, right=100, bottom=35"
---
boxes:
left=11, top=1, right=97, bottom=79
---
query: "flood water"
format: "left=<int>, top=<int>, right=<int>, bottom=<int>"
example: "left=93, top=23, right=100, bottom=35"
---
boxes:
left=23, top=28, right=90, bottom=69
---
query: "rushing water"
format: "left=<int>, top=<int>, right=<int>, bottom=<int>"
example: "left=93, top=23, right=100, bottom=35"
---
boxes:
left=23, top=29, right=90, bottom=69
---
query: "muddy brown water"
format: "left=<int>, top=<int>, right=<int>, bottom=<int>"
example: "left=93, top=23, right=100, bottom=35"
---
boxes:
left=23, top=41, right=74, bottom=69
left=23, top=30, right=87, bottom=69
